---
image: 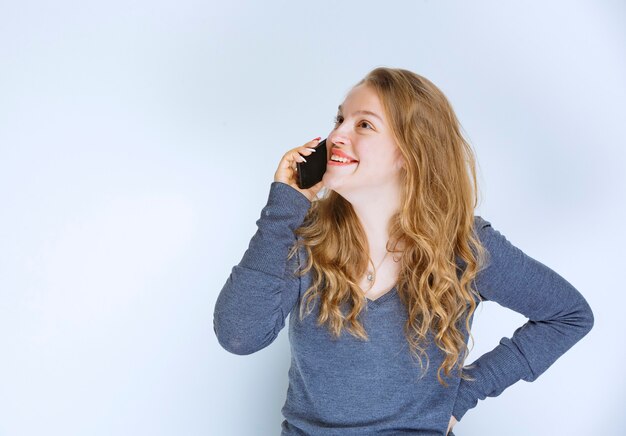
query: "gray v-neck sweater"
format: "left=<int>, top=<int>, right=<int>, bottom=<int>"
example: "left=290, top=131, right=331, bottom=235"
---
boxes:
left=213, top=182, right=594, bottom=435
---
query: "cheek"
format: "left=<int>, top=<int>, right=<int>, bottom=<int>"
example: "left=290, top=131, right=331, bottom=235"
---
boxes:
left=378, top=152, right=401, bottom=169
left=353, top=144, right=400, bottom=171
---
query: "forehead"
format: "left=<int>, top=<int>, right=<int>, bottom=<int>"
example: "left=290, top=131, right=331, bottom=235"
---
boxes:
left=339, top=84, right=384, bottom=118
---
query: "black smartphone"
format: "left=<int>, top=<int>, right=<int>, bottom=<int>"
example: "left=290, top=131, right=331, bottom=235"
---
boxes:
left=296, top=138, right=327, bottom=189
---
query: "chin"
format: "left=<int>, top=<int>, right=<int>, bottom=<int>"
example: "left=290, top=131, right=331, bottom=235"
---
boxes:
left=321, top=173, right=343, bottom=192
left=321, top=176, right=351, bottom=200
left=322, top=165, right=357, bottom=187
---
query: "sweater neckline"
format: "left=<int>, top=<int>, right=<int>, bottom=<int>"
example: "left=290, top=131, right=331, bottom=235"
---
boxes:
left=365, top=285, right=398, bottom=307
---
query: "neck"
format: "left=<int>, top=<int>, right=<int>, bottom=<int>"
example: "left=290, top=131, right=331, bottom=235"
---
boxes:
left=343, top=181, right=402, bottom=255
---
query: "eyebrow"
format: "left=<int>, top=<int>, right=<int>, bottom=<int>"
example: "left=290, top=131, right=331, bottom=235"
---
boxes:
left=337, top=105, right=383, bottom=122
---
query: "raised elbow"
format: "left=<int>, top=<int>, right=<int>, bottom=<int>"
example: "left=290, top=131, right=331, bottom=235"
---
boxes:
left=213, top=315, right=276, bottom=355
left=213, top=320, right=260, bottom=355
left=217, top=334, right=258, bottom=355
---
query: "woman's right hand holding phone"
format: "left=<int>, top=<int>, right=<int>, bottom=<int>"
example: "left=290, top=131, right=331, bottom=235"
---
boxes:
left=273, top=138, right=325, bottom=202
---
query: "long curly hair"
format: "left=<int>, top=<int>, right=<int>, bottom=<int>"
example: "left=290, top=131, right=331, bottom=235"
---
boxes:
left=287, top=66, right=489, bottom=387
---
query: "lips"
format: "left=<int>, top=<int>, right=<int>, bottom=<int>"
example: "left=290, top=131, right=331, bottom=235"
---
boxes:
left=328, top=148, right=358, bottom=165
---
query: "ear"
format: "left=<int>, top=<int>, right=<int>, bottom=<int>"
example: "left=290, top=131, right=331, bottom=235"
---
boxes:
left=395, top=154, right=406, bottom=170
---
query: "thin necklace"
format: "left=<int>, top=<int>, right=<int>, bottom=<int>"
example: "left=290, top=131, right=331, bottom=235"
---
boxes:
left=366, top=250, right=390, bottom=286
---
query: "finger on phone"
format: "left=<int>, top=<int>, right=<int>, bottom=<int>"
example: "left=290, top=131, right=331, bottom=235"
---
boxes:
left=291, top=150, right=305, bottom=162
left=298, top=148, right=315, bottom=157
left=307, top=138, right=322, bottom=147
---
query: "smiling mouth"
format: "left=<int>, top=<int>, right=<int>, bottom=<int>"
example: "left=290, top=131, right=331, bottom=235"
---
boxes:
left=329, top=154, right=358, bottom=164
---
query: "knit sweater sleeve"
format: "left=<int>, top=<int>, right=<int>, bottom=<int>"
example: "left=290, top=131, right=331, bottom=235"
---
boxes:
left=213, top=181, right=312, bottom=355
left=451, top=216, right=595, bottom=422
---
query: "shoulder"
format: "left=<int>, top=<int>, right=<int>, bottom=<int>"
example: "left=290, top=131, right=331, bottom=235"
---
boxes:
left=471, top=215, right=510, bottom=261
left=473, top=215, right=492, bottom=231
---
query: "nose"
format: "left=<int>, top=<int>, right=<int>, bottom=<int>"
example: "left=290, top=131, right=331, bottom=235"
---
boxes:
left=328, top=130, right=349, bottom=148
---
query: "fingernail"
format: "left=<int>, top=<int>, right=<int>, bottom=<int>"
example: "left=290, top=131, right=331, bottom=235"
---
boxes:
left=305, top=148, right=316, bottom=152
left=301, top=157, right=307, bottom=162
left=312, top=137, right=321, bottom=141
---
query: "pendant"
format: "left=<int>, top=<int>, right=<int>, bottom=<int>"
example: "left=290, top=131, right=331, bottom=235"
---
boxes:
left=367, top=272, right=374, bottom=282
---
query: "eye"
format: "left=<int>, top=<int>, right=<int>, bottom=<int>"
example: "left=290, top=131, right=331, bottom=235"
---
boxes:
left=333, top=115, right=373, bottom=130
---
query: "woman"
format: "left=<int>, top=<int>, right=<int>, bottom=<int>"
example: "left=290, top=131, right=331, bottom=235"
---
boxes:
left=213, top=67, right=594, bottom=435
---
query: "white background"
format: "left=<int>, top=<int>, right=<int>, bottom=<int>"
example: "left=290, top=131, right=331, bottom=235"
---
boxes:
left=0, top=0, right=624, bottom=435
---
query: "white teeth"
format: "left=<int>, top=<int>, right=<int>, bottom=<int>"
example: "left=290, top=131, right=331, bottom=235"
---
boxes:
left=331, top=155, right=351, bottom=163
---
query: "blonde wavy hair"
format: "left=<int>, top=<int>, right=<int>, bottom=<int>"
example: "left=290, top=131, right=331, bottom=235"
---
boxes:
left=287, top=66, right=489, bottom=387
